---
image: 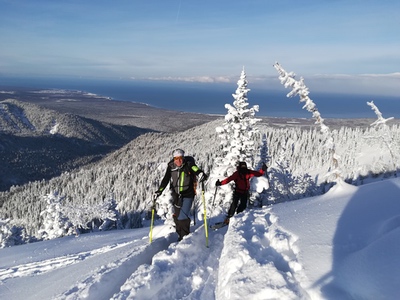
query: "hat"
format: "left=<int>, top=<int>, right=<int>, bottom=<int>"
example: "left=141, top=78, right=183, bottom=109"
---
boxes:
left=238, top=161, right=247, bottom=168
left=172, top=149, right=185, bottom=158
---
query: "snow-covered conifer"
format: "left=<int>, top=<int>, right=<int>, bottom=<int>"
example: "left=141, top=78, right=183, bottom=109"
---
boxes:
left=249, top=134, right=271, bottom=207
left=211, top=68, right=263, bottom=212
left=267, top=149, right=320, bottom=203
left=99, top=196, right=124, bottom=231
left=63, top=198, right=121, bottom=233
left=216, top=67, right=261, bottom=168
left=39, top=192, right=74, bottom=240
left=0, top=219, right=29, bottom=248
left=367, top=101, right=397, bottom=175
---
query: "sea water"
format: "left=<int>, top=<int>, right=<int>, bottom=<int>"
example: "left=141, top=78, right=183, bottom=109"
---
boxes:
left=1, top=76, right=399, bottom=119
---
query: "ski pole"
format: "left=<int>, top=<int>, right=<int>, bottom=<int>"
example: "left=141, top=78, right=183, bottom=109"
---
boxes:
left=211, top=185, right=218, bottom=207
left=201, top=181, right=209, bottom=248
left=192, top=195, right=197, bottom=226
left=190, top=195, right=196, bottom=226
left=149, top=198, right=156, bottom=243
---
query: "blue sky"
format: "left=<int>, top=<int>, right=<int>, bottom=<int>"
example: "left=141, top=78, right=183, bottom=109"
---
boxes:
left=0, top=0, right=399, bottom=95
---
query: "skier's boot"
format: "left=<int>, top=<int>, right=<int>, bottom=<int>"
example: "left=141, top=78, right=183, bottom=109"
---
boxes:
left=175, top=218, right=191, bottom=241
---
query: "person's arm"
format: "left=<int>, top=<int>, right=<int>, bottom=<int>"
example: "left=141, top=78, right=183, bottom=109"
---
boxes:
left=248, top=169, right=264, bottom=177
left=158, top=165, right=171, bottom=193
left=220, top=171, right=238, bottom=185
left=248, top=163, right=268, bottom=178
left=190, top=162, right=208, bottom=182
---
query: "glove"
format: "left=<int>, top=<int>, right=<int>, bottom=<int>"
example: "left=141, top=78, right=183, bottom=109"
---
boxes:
left=199, top=172, right=208, bottom=182
left=153, top=190, right=162, bottom=201
left=262, top=163, right=268, bottom=171
left=215, top=180, right=222, bottom=187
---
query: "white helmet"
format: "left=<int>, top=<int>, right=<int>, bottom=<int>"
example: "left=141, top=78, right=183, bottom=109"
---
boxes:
left=172, top=149, right=185, bottom=158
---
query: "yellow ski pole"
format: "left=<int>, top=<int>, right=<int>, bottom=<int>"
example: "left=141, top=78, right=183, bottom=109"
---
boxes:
left=149, top=198, right=156, bottom=243
left=201, top=182, right=209, bottom=248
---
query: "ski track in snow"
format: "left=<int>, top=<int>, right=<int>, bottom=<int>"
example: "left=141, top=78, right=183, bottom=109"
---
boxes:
left=0, top=231, right=176, bottom=300
left=55, top=235, right=175, bottom=300
left=0, top=241, right=133, bottom=281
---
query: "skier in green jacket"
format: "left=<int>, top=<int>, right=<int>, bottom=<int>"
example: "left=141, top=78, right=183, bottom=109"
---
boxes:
left=154, top=149, right=208, bottom=241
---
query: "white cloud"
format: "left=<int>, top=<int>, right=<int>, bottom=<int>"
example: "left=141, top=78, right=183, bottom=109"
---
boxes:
left=143, top=76, right=232, bottom=83
left=304, top=73, right=400, bottom=96
left=132, top=72, right=399, bottom=97
left=250, top=72, right=400, bottom=97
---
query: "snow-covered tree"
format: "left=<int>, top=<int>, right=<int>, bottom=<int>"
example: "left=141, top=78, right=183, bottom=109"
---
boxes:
left=216, top=67, right=261, bottom=169
left=267, top=149, right=320, bottom=203
left=249, top=134, right=271, bottom=207
left=39, top=192, right=74, bottom=240
left=273, top=62, right=343, bottom=184
left=0, top=219, right=30, bottom=248
left=210, top=68, right=264, bottom=213
left=366, top=101, right=397, bottom=175
left=98, top=197, right=124, bottom=231
left=63, top=197, right=121, bottom=233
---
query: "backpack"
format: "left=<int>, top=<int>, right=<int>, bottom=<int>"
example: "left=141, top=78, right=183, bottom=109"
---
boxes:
left=184, top=156, right=198, bottom=193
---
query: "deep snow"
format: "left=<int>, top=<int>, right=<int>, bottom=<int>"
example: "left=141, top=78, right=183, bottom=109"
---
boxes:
left=1, top=178, right=399, bottom=300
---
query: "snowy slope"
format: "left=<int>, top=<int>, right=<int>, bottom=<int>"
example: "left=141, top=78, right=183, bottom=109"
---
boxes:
left=1, top=178, right=399, bottom=300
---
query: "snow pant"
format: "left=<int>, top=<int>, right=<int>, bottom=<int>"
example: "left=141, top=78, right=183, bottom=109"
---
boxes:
left=227, top=192, right=248, bottom=218
left=173, top=196, right=193, bottom=240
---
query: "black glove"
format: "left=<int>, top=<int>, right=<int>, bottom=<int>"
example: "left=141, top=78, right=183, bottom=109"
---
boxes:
left=199, top=172, right=208, bottom=182
left=262, top=163, right=268, bottom=171
left=215, top=179, right=221, bottom=187
left=153, top=190, right=162, bottom=201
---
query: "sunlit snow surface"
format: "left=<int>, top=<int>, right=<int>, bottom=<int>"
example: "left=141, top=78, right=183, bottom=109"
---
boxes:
left=1, top=178, right=400, bottom=299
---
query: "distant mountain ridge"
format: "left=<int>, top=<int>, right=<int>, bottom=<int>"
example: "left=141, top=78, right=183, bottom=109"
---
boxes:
left=0, top=88, right=220, bottom=132
left=0, top=99, right=150, bottom=191
left=0, top=99, right=147, bottom=143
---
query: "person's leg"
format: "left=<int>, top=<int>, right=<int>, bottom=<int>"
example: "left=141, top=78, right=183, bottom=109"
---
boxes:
left=227, top=193, right=239, bottom=218
left=177, top=197, right=193, bottom=220
left=236, top=193, right=248, bottom=214
left=176, top=197, right=193, bottom=240
left=173, top=205, right=181, bottom=238
left=176, top=219, right=190, bottom=240
left=172, top=193, right=182, bottom=238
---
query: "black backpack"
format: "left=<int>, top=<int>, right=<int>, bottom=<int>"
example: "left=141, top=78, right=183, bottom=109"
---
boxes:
left=184, top=156, right=198, bottom=192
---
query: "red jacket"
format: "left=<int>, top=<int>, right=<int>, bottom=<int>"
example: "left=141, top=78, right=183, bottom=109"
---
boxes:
left=220, top=168, right=264, bottom=194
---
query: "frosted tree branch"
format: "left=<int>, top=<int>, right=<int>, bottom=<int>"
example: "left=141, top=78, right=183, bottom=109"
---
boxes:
left=367, top=101, right=394, bottom=127
left=273, top=62, right=342, bottom=183
left=367, top=101, right=397, bottom=174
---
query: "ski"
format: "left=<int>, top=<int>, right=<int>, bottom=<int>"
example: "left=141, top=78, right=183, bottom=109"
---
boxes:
left=210, top=222, right=228, bottom=230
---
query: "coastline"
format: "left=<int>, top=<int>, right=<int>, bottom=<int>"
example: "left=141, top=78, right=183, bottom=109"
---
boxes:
left=1, top=84, right=400, bottom=131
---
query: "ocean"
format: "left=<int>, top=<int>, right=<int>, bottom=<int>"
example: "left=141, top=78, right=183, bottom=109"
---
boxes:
left=1, top=76, right=399, bottom=119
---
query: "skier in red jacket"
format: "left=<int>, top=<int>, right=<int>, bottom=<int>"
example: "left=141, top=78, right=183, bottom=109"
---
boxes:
left=216, top=161, right=267, bottom=223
